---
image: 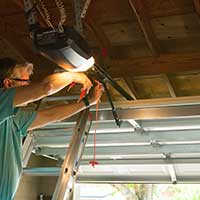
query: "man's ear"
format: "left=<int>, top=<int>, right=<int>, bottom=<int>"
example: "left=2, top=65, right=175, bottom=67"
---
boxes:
left=3, top=78, right=12, bottom=88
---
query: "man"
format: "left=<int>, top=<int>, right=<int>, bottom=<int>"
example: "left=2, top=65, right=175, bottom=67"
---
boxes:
left=0, top=57, right=103, bottom=200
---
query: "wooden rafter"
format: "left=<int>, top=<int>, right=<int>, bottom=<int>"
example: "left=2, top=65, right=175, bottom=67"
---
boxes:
left=12, top=0, right=47, bottom=27
left=109, top=52, right=200, bottom=77
left=128, top=0, right=161, bottom=56
left=12, top=0, right=24, bottom=9
left=0, top=16, right=54, bottom=78
left=0, top=17, right=34, bottom=61
left=162, top=74, right=176, bottom=98
left=194, top=0, right=200, bottom=15
left=124, top=78, right=138, bottom=100
left=84, top=18, right=111, bottom=51
left=83, top=13, right=111, bottom=68
left=83, top=16, right=111, bottom=66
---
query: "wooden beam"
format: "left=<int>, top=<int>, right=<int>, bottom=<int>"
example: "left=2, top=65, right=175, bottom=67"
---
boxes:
left=7, top=1, right=56, bottom=76
left=124, top=78, right=138, bottom=100
left=0, top=17, right=55, bottom=79
left=194, top=0, right=200, bottom=15
left=162, top=74, right=177, bottom=98
left=84, top=17, right=111, bottom=58
left=128, top=0, right=161, bottom=55
left=108, top=52, right=200, bottom=77
left=0, top=19, right=34, bottom=61
left=12, top=0, right=47, bottom=27
left=84, top=16, right=111, bottom=68
left=12, top=0, right=24, bottom=9
left=82, top=0, right=111, bottom=61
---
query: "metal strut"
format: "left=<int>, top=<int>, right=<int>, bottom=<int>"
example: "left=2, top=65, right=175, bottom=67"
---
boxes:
left=93, top=63, right=133, bottom=127
left=52, top=109, right=92, bottom=200
left=23, top=0, right=38, bottom=32
left=101, top=81, right=122, bottom=127
left=94, top=63, right=134, bottom=100
left=22, top=132, right=35, bottom=168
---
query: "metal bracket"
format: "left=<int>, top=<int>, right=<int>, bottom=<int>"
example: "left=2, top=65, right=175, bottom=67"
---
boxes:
left=90, top=63, right=134, bottom=127
left=150, top=139, right=161, bottom=148
left=74, top=0, right=83, bottom=33
left=81, top=0, right=92, bottom=18
left=101, top=81, right=122, bottom=127
left=164, top=153, right=171, bottom=160
left=74, top=0, right=92, bottom=33
left=23, top=0, right=38, bottom=32
left=168, top=164, right=177, bottom=184
left=94, top=63, right=134, bottom=100
left=128, top=119, right=144, bottom=133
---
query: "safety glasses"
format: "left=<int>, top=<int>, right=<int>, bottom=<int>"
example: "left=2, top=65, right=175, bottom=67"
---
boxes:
left=11, top=78, right=31, bottom=84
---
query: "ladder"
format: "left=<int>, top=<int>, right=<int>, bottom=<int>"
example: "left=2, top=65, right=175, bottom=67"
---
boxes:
left=22, top=109, right=92, bottom=200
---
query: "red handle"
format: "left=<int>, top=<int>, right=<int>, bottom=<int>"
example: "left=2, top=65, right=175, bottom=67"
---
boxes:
left=68, top=82, right=76, bottom=91
left=68, top=82, right=87, bottom=101
left=79, top=89, right=87, bottom=101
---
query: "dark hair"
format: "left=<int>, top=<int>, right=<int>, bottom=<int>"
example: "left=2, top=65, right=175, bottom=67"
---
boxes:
left=0, top=57, right=17, bottom=87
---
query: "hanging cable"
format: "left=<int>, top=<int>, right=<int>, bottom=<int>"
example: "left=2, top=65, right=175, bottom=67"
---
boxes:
left=36, top=0, right=55, bottom=29
left=28, top=0, right=66, bottom=31
left=55, top=0, right=67, bottom=32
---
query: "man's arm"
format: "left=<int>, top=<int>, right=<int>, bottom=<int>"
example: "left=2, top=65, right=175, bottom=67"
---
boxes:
left=13, top=72, right=92, bottom=107
left=28, top=84, right=103, bottom=130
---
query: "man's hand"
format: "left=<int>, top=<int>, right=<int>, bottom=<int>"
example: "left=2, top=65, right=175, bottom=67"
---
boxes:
left=29, top=82, right=104, bottom=130
left=89, top=83, right=104, bottom=106
left=71, top=72, right=92, bottom=93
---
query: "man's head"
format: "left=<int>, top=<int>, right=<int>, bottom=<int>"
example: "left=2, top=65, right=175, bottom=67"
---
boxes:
left=0, top=57, right=33, bottom=88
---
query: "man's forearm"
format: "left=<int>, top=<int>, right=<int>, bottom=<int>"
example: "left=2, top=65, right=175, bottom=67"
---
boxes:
left=14, top=72, right=89, bottom=107
left=40, top=72, right=77, bottom=95
left=29, top=100, right=89, bottom=130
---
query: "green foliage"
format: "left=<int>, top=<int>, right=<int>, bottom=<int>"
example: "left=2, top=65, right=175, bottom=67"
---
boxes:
left=153, top=184, right=200, bottom=200
left=121, top=184, right=200, bottom=200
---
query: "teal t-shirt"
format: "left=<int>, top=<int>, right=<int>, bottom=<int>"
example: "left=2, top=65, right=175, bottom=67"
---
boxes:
left=0, top=88, right=37, bottom=200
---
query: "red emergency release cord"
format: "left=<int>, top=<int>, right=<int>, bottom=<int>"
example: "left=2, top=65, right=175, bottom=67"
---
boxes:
left=68, top=81, right=87, bottom=102
left=89, top=81, right=101, bottom=167
left=89, top=47, right=107, bottom=167
left=89, top=97, right=99, bottom=167
left=68, top=81, right=100, bottom=167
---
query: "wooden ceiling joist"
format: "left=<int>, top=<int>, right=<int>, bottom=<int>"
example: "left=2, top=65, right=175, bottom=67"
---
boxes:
left=162, top=74, right=177, bottom=98
left=0, top=17, right=35, bottom=61
left=194, top=0, right=200, bottom=15
left=109, top=52, right=200, bottom=77
left=128, top=0, right=161, bottom=56
left=0, top=16, right=55, bottom=78
left=124, top=78, right=138, bottom=100
left=84, top=18, right=111, bottom=51
left=13, top=0, right=49, bottom=27
left=12, top=0, right=24, bottom=10
left=84, top=16, right=111, bottom=66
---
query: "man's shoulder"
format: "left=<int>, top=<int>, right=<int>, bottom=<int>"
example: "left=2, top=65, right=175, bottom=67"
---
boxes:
left=0, top=88, right=16, bottom=121
left=0, top=87, right=16, bottom=96
left=0, top=87, right=5, bottom=93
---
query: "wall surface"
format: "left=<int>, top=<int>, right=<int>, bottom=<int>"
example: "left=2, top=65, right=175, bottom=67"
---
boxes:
left=15, top=154, right=57, bottom=200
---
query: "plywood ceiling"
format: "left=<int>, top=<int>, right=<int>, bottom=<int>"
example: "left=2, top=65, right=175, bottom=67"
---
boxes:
left=0, top=0, right=200, bottom=100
